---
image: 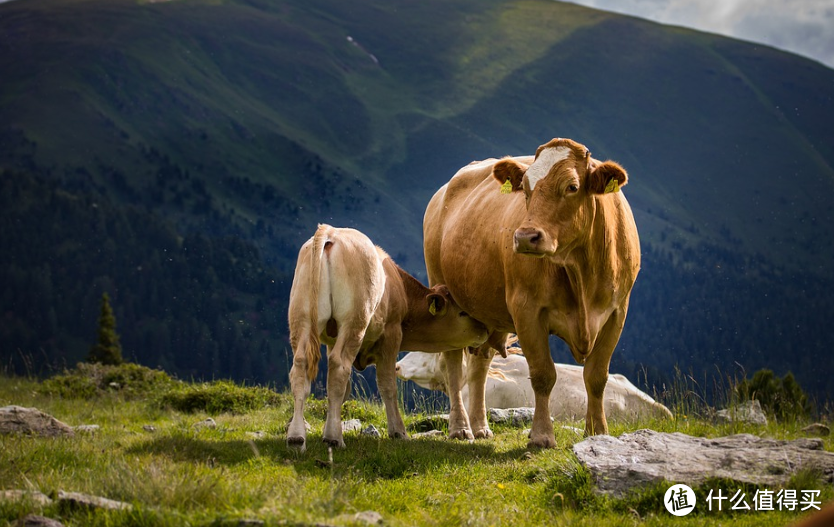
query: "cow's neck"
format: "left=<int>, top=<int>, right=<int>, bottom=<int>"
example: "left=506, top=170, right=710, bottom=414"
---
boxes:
left=557, top=201, right=619, bottom=360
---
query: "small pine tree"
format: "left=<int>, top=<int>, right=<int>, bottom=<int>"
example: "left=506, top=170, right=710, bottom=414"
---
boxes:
left=88, top=292, right=124, bottom=365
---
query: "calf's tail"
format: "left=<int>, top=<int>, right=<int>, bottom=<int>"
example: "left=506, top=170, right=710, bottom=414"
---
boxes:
left=305, top=224, right=330, bottom=382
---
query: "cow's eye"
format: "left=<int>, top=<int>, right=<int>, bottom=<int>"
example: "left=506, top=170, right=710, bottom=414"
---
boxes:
left=567, top=183, right=579, bottom=193
left=458, top=311, right=469, bottom=318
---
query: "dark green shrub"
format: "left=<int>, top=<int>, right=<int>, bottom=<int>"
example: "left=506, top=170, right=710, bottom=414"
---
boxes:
left=158, top=380, right=282, bottom=414
left=736, top=369, right=813, bottom=420
left=40, top=362, right=178, bottom=399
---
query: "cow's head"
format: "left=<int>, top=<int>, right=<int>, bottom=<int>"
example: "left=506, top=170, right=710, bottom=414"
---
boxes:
left=492, top=138, right=628, bottom=258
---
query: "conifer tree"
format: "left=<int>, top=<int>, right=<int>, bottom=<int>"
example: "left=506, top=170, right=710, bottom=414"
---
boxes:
left=88, top=292, right=124, bottom=365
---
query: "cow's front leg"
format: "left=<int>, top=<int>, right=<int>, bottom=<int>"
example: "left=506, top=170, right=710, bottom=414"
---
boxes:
left=583, top=310, right=624, bottom=436
left=516, top=325, right=556, bottom=448
left=373, top=332, right=408, bottom=440
left=467, top=342, right=497, bottom=439
left=441, top=349, right=474, bottom=440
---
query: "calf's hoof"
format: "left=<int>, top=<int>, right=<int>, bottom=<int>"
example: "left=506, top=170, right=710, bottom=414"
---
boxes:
left=389, top=431, right=409, bottom=440
left=448, top=427, right=475, bottom=441
left=287, top=436, right=307, bottom=452
left=323, top=436, right=346, bottom=449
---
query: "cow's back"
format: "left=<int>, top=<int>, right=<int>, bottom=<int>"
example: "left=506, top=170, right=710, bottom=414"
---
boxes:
left=424, top=157, right=533, bottom=330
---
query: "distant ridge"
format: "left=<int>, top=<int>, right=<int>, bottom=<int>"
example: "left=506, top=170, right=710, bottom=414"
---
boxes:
left=1, top=0, right=832, bottom=398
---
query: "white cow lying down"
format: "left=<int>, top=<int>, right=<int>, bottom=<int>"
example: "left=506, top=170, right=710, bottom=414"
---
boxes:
left=396, top=351, right=673, bottom=421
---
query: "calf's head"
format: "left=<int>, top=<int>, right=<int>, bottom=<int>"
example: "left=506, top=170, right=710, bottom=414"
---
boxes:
left=402, top=285, right=489, bottom=352
left=493, top=138, right=628, bottom=259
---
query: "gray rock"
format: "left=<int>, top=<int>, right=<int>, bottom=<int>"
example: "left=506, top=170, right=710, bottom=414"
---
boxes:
left=802, top=423, right=831, bottom=437
left=0, top=490, right=53, bottom=506
left=488, top=407, right=535, bottom=426
left=56, top=490, right=133, bottom=511
left=341, top=419, right=362, bottom=433
left=142, top=425, right=157, bottom=433
left=0, top=406, right=75, bottom=438
left=13, top=515, right=65, bottom=527
left=361, top=424, right=381, bottom=438
left=715, top=399, right=768, bottom=426
left=573, top=429, right=834, bottom=498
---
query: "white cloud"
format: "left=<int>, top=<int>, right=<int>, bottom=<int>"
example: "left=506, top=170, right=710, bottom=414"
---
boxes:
left=565, top=0, right=834, bottom=69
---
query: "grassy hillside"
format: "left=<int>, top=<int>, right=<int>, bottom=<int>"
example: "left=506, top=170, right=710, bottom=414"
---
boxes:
left=1, top=0, right=833, bottom=398
left=1, top=368, right=832, bottom=526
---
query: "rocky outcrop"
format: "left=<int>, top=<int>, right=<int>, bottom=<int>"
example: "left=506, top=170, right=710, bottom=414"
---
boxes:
left=573, top=429, right=834, bottom=498
left=0, top=406, right=74, bottom=438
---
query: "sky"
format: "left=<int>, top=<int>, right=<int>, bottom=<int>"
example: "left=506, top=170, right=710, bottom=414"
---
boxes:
left=566, top=0, right=834, bottom=69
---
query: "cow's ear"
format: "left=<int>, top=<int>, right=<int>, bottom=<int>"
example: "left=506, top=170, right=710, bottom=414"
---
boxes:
left=427, top=293, right=448, bottom=317
left=587, top=160, right=628, bottom=194
left=492, top=158, right=526, bottom=193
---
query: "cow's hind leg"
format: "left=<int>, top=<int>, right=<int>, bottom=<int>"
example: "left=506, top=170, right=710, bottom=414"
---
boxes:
left=287, top=334, right=313, bottom=451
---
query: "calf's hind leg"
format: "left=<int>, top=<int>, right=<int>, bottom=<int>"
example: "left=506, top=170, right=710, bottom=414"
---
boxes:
left=322, top=331, right=365, bottom=448
left=287, top=333, right=313, bottom=451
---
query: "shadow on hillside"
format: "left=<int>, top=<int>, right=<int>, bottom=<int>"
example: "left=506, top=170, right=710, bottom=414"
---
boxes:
left=125, top=432, right=531, bottom=480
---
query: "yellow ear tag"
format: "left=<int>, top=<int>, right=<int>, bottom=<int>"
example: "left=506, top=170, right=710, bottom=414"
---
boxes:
left=499, top=179, right=513, bottom=194
left=604, top=177, right=620, bottom=194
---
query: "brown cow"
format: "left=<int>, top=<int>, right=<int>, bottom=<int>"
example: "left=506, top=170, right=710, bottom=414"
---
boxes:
left=287, top=224, right=488, bottom=450
left=424, top=138, right=640, bottom=447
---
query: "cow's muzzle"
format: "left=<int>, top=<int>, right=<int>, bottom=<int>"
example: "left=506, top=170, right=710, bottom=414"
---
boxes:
left=513, top=227, right=549, bottom=255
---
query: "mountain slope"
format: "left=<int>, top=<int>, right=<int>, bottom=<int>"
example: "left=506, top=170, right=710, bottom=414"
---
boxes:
left=1, top=0, right=833, bottom=397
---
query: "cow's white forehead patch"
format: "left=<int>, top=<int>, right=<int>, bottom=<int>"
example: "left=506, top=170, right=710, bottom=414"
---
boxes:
left=525, top=146, right=571, bottom=191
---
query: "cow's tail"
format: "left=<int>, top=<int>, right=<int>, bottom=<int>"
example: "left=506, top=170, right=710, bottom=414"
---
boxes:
left=305, top=224, right=330, bottom=382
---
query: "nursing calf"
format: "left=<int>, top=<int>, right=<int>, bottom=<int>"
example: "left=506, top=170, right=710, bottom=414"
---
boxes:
left=287, top=224, right=488, bottom=450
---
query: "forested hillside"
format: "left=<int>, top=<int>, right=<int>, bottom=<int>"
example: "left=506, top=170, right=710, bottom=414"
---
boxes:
left=1, top=0, right=833, bottom=399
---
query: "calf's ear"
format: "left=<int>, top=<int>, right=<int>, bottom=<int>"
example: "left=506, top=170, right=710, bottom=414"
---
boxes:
left=426, top=285, right=451, bottom=317
left=587, top=160, right=628, bottom=194
left=492, top=158, right=526, bottom=193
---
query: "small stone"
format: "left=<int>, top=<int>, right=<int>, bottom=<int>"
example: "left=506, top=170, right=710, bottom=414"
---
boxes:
left=412, top=429, right=444, bottom=439
left=715, top=400, right=768, bottom=426
left=194, top=418, right=217, bottom=430
left=0, top=490, right=53, bottom=506
left=142, top=425, right=157, bottom=432
left=353, top=511, right=383, bottom=525
left=57, top=491, right=132, bottom=511
left=361, top=424, right=381, bottom=437
left=801, top=423, right=830, bottom=437
left=13, top=515, right=65, bottom=527
left=73, top=425, right=100, bottom=433
left=560, top=425, right=584, bottom=436
left=341, top=419, right=362, bottom=433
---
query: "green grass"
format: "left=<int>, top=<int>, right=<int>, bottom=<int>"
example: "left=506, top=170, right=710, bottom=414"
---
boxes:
left=1, top=371, right=832, bottom=527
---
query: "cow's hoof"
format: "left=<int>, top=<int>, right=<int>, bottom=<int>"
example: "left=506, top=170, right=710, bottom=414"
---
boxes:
left=323, top=437, right=346, bottom=448
left=389, top=431, right=409, bottom=440
left=448, top=428, right=475, bottom=441
left=287, top=436, right=307, bottom=452
left=527, top=435, right=557, bottom=449
left=473, top=427, right=494, bottom=440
